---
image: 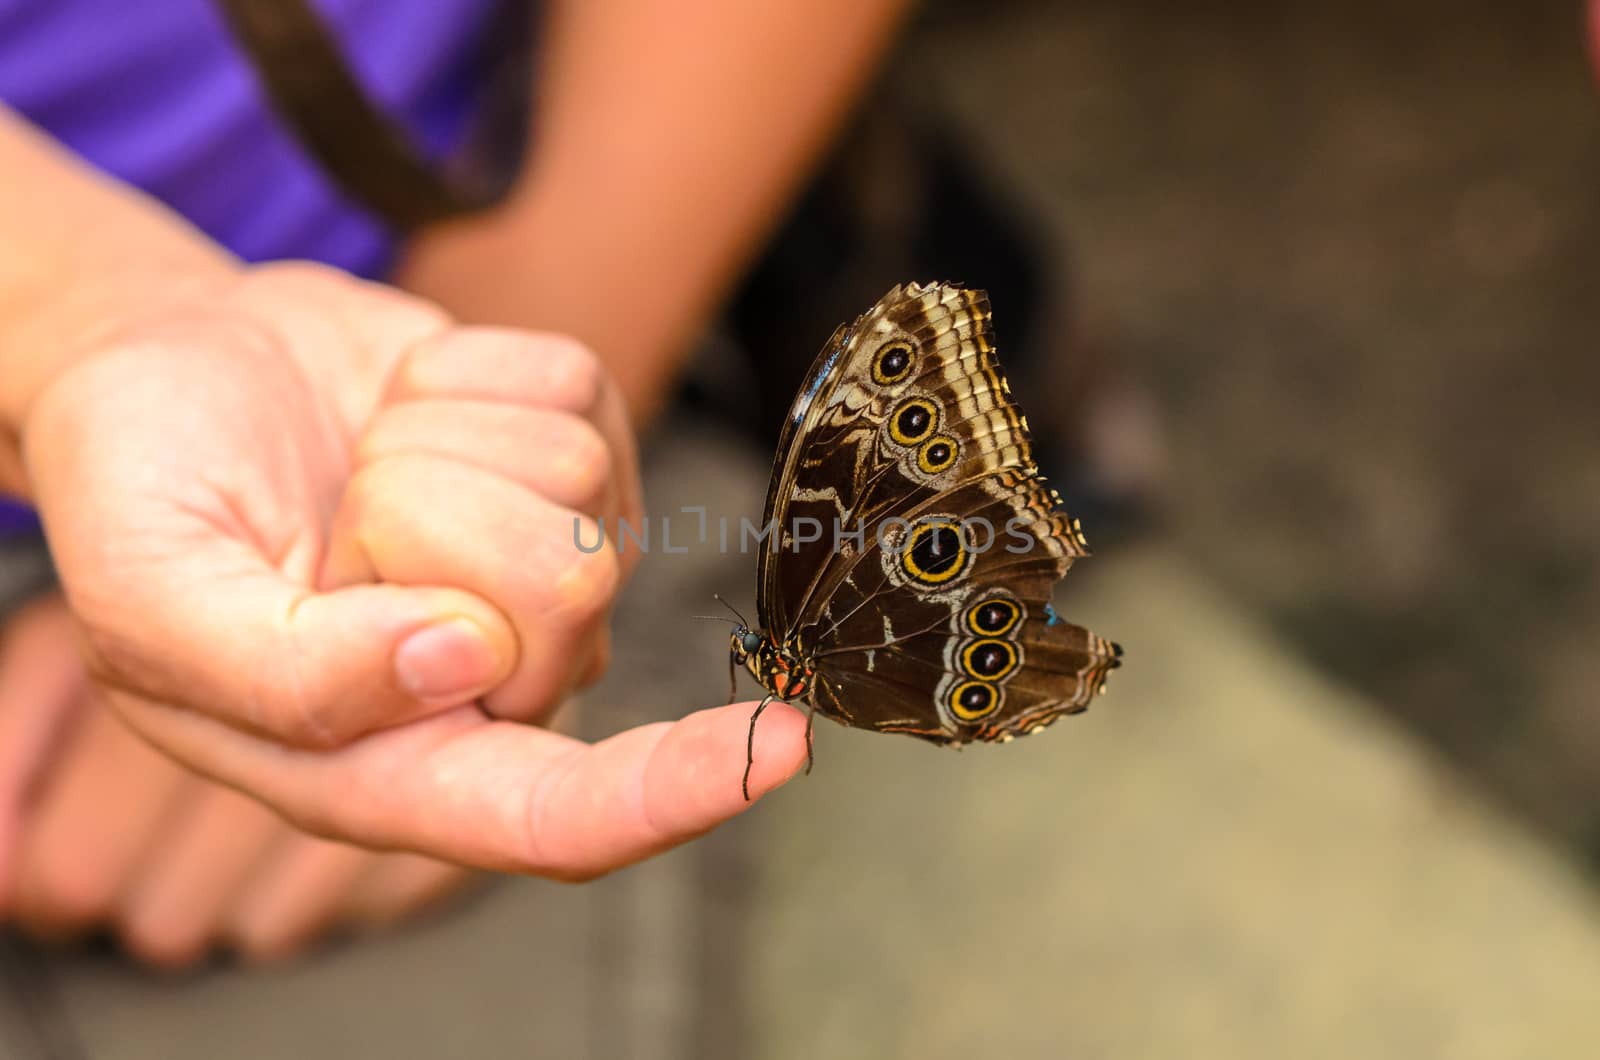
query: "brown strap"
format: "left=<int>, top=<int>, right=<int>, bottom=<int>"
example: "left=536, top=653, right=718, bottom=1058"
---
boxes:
left=211, top=0, right=528, bottom=230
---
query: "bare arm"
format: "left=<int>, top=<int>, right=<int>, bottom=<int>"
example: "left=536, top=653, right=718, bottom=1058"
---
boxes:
left=0, top=107, right=236, bottom=495
left=395, top=0, right=914, bottom=425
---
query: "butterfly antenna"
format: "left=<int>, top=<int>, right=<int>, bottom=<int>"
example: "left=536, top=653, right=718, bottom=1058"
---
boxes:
left=712, top=592, right=751, bottom=628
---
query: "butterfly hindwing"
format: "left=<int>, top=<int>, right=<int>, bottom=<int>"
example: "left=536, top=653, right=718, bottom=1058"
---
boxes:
left=800, top=469, right=1117, bottom=743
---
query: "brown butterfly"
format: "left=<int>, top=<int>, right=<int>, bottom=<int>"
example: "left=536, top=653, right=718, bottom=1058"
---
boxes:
left=728, top=283, right=1121, bottom=797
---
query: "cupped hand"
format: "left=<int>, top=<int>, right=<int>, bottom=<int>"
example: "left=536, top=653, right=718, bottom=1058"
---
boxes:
left=15, top=262, right=807, bottom=877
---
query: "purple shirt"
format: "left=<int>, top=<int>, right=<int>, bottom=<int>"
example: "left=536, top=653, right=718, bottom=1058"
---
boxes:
left=0, top=505, right=37, bottom=536
left=0, top=0, right=502, bottom=535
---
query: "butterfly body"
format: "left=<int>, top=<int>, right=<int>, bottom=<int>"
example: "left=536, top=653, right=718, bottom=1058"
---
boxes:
left=731, top=627, right=816, bottom=704
left=735, top=283, right=1122, bottom=796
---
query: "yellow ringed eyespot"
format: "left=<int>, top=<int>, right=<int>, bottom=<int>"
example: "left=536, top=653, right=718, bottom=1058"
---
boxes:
left=965, top=597, right=1021, bottom=636
left=949, top=679, right=1000, bottom=721
left=889, top=398, right=937, bottom=445
left=900, top=519, right=971, bottom=586
left=961, top=638, right=1018, bottom=680
left=916, top=434, right=958, bottom=474
left=872, top=342, right=915, bottom=385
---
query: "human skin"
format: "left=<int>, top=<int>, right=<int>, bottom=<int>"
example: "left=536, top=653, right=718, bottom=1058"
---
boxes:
left=0, top=0, right=907, bottom=963
left=0, top=596, right=483, bottom=965
left=0, top=111, right=809, bottom=902
left=396, top=0, right=913, bottom=424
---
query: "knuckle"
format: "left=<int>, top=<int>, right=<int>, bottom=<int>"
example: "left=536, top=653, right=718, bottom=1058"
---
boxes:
left=554, top=545, right=620, bottom=621
left=576, top=633, right=612, bottom=689
left=548, top=415, right=612, bottom=509
left=249, top=259, right=348, bottom=291
left=252, top=260, right=449, bottom=333
left=274, top=708, right=348, bottom=750
left=279, top=810, right=334, bottom=847
left=368, top=287, right=451, bottom=336
left=351, top=425, right=385, bottom=471
left=387, top=341, right=441, bottom=403
left=263, top=665, right=348, bottom=751
left=20, top=857, right=114, bottom=932
left=352, top=407, right=405, bottom=469
left=231, top=925, right=300, bottom=964
left=263, top=602, right=354, bottom=751
left=342, top=460, right=396, bottom=525
left=519, top=757, right=606, bottom=881
left=119, top=915, right=209, bottom=969
left=534, top=333, right=605, bottom=411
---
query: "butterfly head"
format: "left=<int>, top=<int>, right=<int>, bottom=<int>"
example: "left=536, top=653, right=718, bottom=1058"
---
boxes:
left=731, top=626, right=764, bottom=663
left=729, top=625, right=770, bottom=691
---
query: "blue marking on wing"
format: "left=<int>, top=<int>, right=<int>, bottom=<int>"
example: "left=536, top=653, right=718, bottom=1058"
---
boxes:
left=791, top=342, right=844, bottom=428
left=1044, top=603, right=1062, bottom=627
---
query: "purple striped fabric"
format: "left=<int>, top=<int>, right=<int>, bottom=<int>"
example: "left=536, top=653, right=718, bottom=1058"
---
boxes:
left=0, top=0, right=503, bottom=537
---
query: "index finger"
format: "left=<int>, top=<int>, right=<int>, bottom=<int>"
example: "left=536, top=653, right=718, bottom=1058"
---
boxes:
left=108, top=695, right=810, bottom=879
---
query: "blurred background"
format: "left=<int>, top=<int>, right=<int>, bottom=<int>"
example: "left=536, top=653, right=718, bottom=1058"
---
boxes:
left=709, top=1, right=1600, bottom=1054
left=5, top=0, right=1599, bottom=1057
left=954, top=0, right=1600, bottom=867
left=894, top=0, right=1600, bottom=869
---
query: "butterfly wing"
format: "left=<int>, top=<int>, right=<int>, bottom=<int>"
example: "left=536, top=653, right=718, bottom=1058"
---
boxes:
left=755, top=285, right=1017, bottom=630
left=760, top=282, right=1120, bottom=741
left=756, top=284, right=1004, bottom=633
left=804, top=472, right=1121, bottom=743
left=754, top=321, right=849, bottom=634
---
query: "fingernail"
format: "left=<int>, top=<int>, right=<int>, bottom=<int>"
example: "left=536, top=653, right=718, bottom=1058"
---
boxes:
left=395, top=618, right=503, bottom=703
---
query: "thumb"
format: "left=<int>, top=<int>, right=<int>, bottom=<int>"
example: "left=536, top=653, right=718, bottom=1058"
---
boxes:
left=63, top=533, right=518, bottom=749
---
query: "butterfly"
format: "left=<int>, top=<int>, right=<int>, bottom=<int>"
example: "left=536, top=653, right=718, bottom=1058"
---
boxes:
left=727, top=282, right=1122, bottom=798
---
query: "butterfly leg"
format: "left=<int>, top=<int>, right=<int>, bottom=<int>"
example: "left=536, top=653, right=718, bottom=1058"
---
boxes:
left=742, top=694, right=776, bottom=801
left=727, top=651, right=738, bottom=705
left=803, top=705, right=816, bottom=776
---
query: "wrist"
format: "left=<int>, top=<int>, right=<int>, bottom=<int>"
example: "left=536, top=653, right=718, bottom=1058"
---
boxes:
left=0, top=108, right=239, bottom=459
left=0, top=264, right=236, bottom=433
left=0, top=264, right=239, bottom=503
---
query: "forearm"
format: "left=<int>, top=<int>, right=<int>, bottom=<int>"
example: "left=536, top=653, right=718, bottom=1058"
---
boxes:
left=395, top=0, right=913, bottom=425
left=0, top=107, right=236, bottom=495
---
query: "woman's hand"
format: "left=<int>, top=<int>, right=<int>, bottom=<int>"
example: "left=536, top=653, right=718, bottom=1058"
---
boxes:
left=12, top=262, right=807, bottom=878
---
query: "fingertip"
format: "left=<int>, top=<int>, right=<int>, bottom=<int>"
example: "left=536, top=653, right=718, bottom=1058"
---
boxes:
left=740, top=701, right=810, bottom=800
left=393, top=614, right=511, bottom=704
left=516, top=702, right=809, bottom=880
left=368, top=586, right=520, bottom=686
left=645, top=701, right=809, bottom=825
